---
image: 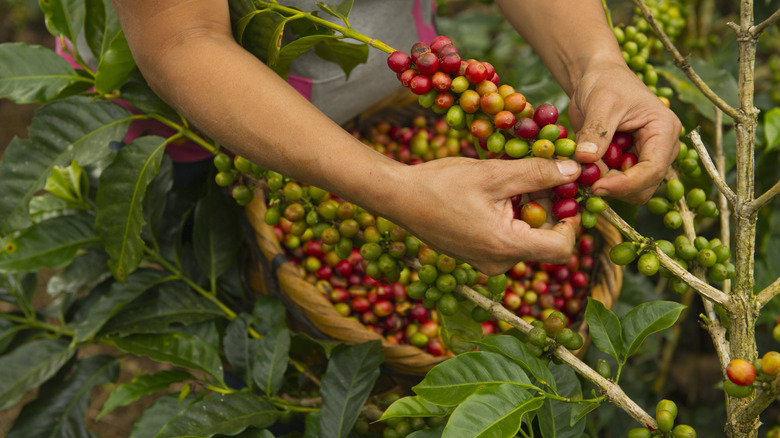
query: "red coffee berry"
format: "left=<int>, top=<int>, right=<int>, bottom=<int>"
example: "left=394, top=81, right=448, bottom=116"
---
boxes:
left=612, top=132, right=634, bottom=151
left=553, top=182, right=579, bottom=199
left=577, top=163, right=601, bottom=186
left=571, top=271, right=588, bottom=288
left=469, top=118, right=494, bottom=139
left=410, top=41, right=431, bottom=62
left=439, top=53, right=461, bottom=74
left=465, top=61, right=488, bottom=83
left=431, top=71, right=451, bottom=91
left=435, top=92, right=455, bottom=109
left=387, top=50, right=412, bottom=73
left=513, top=117, right=540, bottom=140
left=555, top=124, right=568, bottom=140
left=409, top=75, right=432, bottom=95
left=520, top=202, right=547, bottom=228
left=494, top=111, right=516, bottom=130
left=437, top=44, right=459, bottom=58
left=416, top=52, right=440, bottom=76
left=533, top=103, right=559, bottom=126
left=727, top=359, right=756, bottom=386
left=504, top=93, right=527, bottom=114
left=603, top=143, right=624, bottom=169
left=399, top=69, right=417, bottom=87
left=553, top=198, right=580, bottom=220
left=430, top=35, right=453, bottom=54
left=620, top=152, right=638, bottom=170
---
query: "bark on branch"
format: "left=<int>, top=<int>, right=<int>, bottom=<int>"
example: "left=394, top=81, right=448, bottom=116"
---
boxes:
left=687, top=129, right=737, bottom=206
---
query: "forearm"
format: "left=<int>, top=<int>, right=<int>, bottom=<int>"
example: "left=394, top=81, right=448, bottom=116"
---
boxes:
left=113, top=1, right=408, bottom=221
left=495, top=0, right=625, bottom=96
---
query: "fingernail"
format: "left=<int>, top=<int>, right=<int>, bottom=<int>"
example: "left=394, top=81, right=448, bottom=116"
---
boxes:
left=576, top=142, right=598, bottom=154
left=557, top=159, right=579, bottom=176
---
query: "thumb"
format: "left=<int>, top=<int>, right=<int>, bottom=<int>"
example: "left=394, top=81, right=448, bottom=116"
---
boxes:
left=574, top=108, right=619, bottom=164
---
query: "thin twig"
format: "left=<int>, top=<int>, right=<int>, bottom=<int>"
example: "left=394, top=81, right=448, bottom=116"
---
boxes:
left=452, top=281, right=658, bottom=430
left=748, top=179, right=780, bottom=214
left=630, top=0, right=742, bottom=121
left=687, top=129, right=737, bottom=206
left=715, top=107, right=732, bottom=297
left=750, top=7, right=780, bottom=37
left=755, top=276, right=780, bottom=308
left=599, top=206, right=733, bottom=310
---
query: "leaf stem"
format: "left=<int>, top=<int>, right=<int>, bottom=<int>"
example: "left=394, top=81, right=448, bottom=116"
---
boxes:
left=0, top=311, right=74, bottom=337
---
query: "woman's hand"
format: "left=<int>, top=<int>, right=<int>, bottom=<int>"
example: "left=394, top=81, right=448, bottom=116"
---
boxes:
left=569, top=60, right=682, bottom=204
left=390, top=156, right=582, bottom=276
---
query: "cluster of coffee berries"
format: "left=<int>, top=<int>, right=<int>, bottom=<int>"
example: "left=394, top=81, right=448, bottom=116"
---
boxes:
left=647, top=179, right=717, bottom=230
left=673, top=140, right=702, bottom=177
left=213, top=152, right=265, bottom=205
left=387, top=37, right=640, bottom=229
left=366, top=394, right=446, bottom=438
left=519, top=310, right=584, bottom=358
left=723, top=352, right=780, bottom=399
left=627, top=399, right=696, bottom=437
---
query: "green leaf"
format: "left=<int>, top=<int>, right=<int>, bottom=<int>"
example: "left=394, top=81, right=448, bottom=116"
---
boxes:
left=71, top=268, right=166, bottom=342
left=536, top=364, right=586, bottom=438
left=129, top=394, right=194, bottom=438
left=252, top=327, right=290, bottom=396
left=409, top=426, right=444, bottom=437
left=44, top=161, right=88, bottom=204
left=84, top=0, right=120, bottom=62
left=156, top=392, right=279, bottom=438
left=28, top=193, right=72, bottom=219
left=252, top=296, right=287, bottom=334
left=108, top=332, right=224, bottom=384
left=95, top=30, right=137, bottom=93
left=656, top=58, right=738, bottom=124
left=380, top=396, right=451, bottom=420
left=98, top=369, right=192, bottom=420
left=443, top=384, right=543, bottom=438
left=438, top=300, right=482, bottom=355
left=46, top=249, right=110, bottom=313
left=0, top=43, right=88, bottom=103
left=143, top=155, right=174, bottom=251
left=0, top=97, right=133, bottom=235
left=0, top=338, right=75, bottom=410
left=622, top=301, right=686, bottom=359
left=119, top=73, right=178, bottom=119
left=0, top=321, right=26, bottom=354
left=764, top=107, right=780, bottom=151
left=313, top=39, right=368, bottom=80
left=319, top=340, right=384, bottom=438
left=38, top=0, right=85, bottom=42
left=224, top=315, right=261, bottom=387
left=8, top=354, right=118, bottom=438
left=584, top=297, right=623, bottom=360
left=474, top=335, right=556, bottom=392
left=316, top=0, right=354, bottom=24
left=0, top=213, right=100, bottom=273
left=192, top=182, right=243, bottom=283
left=101, top=283, right=225, bottom=336
left=413, top=351, right=539, bottom=407
left=95, top=135, right=168, bottom=281
left=273, top=34, right=341, bottom=78
left=303, top=412, right=321, bottom=438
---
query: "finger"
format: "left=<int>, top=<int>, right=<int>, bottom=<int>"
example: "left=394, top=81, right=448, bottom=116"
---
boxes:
left=573, top=103, right=619, bottom=164
left=591, top=136, right=678, bottom=200
left=510, top=215, right=580, bottom=264
left=493, top=158, right=581, bottom=198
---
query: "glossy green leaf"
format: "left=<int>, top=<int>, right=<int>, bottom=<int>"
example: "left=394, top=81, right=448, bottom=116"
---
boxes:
left=474, top=335, right=556, bottom=393
left=108, top=332, right=224, bottom=384
left=156, top=392, right=279, bottom=438
left=622, top=301, right=686, bottom=358
left=0, top=97, right=133, bottom=235
left=438, top=300, right=482, bottom=355
left=44, top=161, right=88, bottom=204
left=0, top=338, right=75, bottom=410
left=584, top=297, right=623, bottom=360
left=252, top=295, right=287, bottom=334
left=273, top=34, right=340, bottom=78
left=129, top=394, right=194, bottom=438
left=313, top=39, right=368, bottom=80
left=98, top=369, right=192, bottom=420
left=192, top=181, right=243, bottom=283
left=95, top=30, right=137, bottom=93
left=319, top=340, right=383, bottom=438
left=316, top=0, right=354, bottom=23
left=38, top=0, right=85, bottom=42
left=142, top=155, right=174, bottom=251
left=46, top=249, right=110, bottom=304
left=95, top=135, right=167, bottom=281
left=303, top=412, right=321, bottom=438
left=443, top=384, right=543, bottom=438
left=119, top=73, right=178, bottom=119
left=236, top=10, right=285, bottom=64
left=765, top=107, right=780, bottom=151
left=537, top=364, right=586, bottom=438
left=0, top=213, right=100, bottom=273
left=656, top=58, right=738, bottom=124
left=8, top=354, right=118, bottom=438
left=252, top=327, right=290, bottom=396
left=101, top=283, right=224, bottom=336
left=413, top=351, right=539, bottom=407
left=28, top=193, right=71, bottom=219
left=71, top=269, right=166, bottom=342
left=0, top=43, right=88, bottom=103
left=224, top=315, right=261, bottom=387
left=0, top=321, right=25, bottom=354
left=380, top=396, right=451, bottom=420
left=231, top=430, right=274, bottom=438
left=84, top=0, right=120, bottom=62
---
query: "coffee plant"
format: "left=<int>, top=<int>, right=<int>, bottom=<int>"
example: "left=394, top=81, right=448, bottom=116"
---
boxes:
left=1, top=0, right=780, bottom=437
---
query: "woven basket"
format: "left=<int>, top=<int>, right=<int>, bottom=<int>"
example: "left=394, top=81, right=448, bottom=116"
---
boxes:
left=245, top=188, right=623, bottom=375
